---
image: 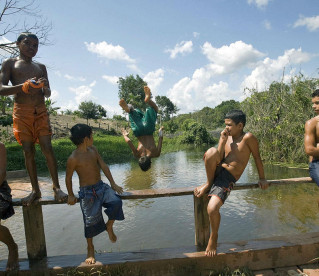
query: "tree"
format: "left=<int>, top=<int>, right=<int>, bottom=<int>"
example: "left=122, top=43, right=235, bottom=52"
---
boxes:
left=118, top=74, right=148, bottom=111
left=45, top=98, right=60, bottom=115
left=155, top=95, right=178, bottom=122
left=78, top=101, right=106, bottom=124
left=0, top=0, right=52, bottom=61
left=0, top=95, right=13, bottom=114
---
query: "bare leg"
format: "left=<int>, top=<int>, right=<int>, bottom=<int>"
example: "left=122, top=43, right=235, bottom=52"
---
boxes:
left=21, top=142, right=41, bottom=206
left=205, top=196, right=223, bottom=257
left=85, top=238, right=95, bottom=264
left=106, top=220, right=117, bottom=243
left=0, top=223, right=19, bottom=271
left=39, top=136, right=67, bottom=202
left=119, top=99, right=130, bottom=113
left=194, top=147, right=220, bottom=197
left=144, top=86, right=158, bottom=112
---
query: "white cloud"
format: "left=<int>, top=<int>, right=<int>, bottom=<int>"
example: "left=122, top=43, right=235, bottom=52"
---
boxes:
left=0, top=36, right=12, bottom=58
left=247, top=0, right=271, bottom=9
left=64, top=74, right=86, bottom=82
left=263, top=20, right=271, bottom=30
left=193, top=32, right=200, bottom=38
left=241, top=48, right=312, bottom=91
left=85, top=41, right=135, bottom=63
left=50, top=89, right=59, bottom=102
left=165, top=40, right=193, bottom=59
left=102, top=75, right=119, bottom=85
left=143, top=68, right=165, bottom=93
left=202, top=41, right=265, bottom=75
left=294, top=15, right=319, bottom=32
left=68, top=81, right=97, bottom=107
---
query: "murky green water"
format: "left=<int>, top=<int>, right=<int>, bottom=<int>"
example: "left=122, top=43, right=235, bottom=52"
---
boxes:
left=1, top=148, right=318, bottom=259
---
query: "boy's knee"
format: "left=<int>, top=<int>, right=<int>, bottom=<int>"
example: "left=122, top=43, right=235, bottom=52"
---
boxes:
left=22, top=146, right=35, bottom=157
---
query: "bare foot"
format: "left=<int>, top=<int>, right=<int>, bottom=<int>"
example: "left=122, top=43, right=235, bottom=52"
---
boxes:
left=106, top=220, right=117, bottom=243
left=144, top=86, right=151, bottom=103
left=194, top=183, right=210, bottom=197
left=119, top=99, right=130, bottom=113
left=85, top=246, right=96, bottom=265
left=205, top=234, right=218, bottom=257
left=54, top=188, right=68, bottom=202
left=21, top=191, right=41, bottom=206
left=6, top=243, right=19, bottom=271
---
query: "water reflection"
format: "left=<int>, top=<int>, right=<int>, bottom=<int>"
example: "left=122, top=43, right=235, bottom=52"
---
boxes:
left=0, top=148, right=318, bottom=260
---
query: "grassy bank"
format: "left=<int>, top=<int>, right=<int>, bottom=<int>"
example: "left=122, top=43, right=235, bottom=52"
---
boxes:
left=4, top=134, right=192, bottom=172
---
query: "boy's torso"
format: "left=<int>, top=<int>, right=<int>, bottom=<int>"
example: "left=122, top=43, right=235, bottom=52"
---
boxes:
left=308, top=116, right=319, bottom=162
left=137, top=135, right=158, bottom=157
left=73, top=147, right=102, bottom=187
left=222, top=133, right=252, bottom=180
left=8, top=58, right=46, bottom=106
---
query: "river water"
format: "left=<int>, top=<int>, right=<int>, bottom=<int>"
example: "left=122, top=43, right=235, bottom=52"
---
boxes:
left=1, top=148, right=319, bottom=259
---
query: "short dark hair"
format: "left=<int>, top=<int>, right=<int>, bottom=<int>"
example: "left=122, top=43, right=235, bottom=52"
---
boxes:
left=138, top=156, right=151, bottom=171
left=311, top=88, right=319, bottom=98
left=225, top=110, right=246, bottom=126
left=70, top=124, right=92, bottom=145
left=17, top=32, right=38, bottom=43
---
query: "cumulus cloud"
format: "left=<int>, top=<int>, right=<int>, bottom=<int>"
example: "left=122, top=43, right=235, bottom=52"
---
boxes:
left=102, top=75, right=119, bottom=85
left=241, top=48, right=312, bottom=91
left=294, top=15, right=319, bottom=32
left=202, top=41, right=265, bottom=75
left=68, top=81, right=97, bottom=108
left=247, top=0, right=271, bottom=9
left=50, top=89, right=59, bottom=102
left=143, top=69, right=165, bottom=93
left=64, top=74, right=86, bottom=82
left=193, top=32, right=200, bottom=38
left=165, top=40, right=193, bottom=59
left=85, top=41, right=135, bottom=63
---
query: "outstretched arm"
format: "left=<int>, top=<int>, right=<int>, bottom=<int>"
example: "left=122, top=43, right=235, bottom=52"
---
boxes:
left=65, top=156, right=77, bottom=205
left=121, top=128, right=139, bottom=157
left=304, top=119, right=319, bottom=158
left=0, top=143, right=7, bottom=185
left=94, top=147, right=123, bottom=194
left=247, top=134, right=268, bottom=190
left=154, top=126, right=164, bottom=157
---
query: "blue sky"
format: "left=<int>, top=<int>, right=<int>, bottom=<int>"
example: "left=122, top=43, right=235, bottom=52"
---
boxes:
left=3, top=0, right=319, bottom=116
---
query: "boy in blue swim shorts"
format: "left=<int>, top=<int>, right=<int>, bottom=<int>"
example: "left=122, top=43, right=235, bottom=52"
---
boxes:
left=194, top=110, right=268, bottom=258
left=66, top=124, right=124, bottom=265
left=120, top=86, right=164, bottom=172
left=305, top=88, right=319, bottom=207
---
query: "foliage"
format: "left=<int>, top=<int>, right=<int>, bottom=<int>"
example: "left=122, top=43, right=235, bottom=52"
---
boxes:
left=162, top=119, right=179, bottom=134
left=155, top=95, right=178, bottom=122
left=0, top=114, right=12, bottom=126
left=118, top=75, right=148, bottom=111
left=208, top=266, right=254, bottom=276
left=77, top=101, right=107, bottom=123
left=180, top=121, right=216, bottom=145
left=241, top=74, right=319, bottom=164
left=113, top=114, right=127, bottom=121
left=64, top=109, right=73, bottom=115
left=45, top=98, right=60, bottom=115
left=0, top=96, right=13, bottom=114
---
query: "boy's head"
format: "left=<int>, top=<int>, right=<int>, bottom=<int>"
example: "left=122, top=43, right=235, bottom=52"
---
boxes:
left=225, top=110, right=246, bottom=127
left=138, top=156, right=152, bottom=171
left=16, top=32, right=39, bottom=58
left=311, top=88, right=319, bottom=98
left=311, top=88, right=319, bottom=115
left=70, top=124, right=92, bottom=146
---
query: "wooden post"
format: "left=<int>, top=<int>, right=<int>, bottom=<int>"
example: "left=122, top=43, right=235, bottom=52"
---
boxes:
left=22, top=204, right=47, bottom=260
left=193, top=195, right=210, bottom=248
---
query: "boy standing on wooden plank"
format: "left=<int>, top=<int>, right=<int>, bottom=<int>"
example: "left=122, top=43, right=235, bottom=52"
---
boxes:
left=0, top=142, right=19, bottom=271
left=194, top=110, right=269, bottom=257
left=66, top=124, right=124, bottom=264
left=0, top=32, right=67, bottom=206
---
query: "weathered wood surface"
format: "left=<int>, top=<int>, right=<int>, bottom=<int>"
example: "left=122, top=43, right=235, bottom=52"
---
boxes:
left=0, top=232, right=318, bottom=276
left=11, top=176, right=314, bottom=206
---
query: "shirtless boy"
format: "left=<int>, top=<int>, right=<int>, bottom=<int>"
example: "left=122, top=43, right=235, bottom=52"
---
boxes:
left=66, top=124, right=124, bottom=264
left=119, top=86, right=163, bottom=171
left=304, top=89, right=319, bottom=206
left=0, top=142, right=19, bottom=271
left=194, top=110, right=269, bottom=257
left=0, top=32, right=67, bottom=206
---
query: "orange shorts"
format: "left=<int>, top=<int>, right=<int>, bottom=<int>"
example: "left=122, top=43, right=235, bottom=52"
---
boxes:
left=13, top=103, right=52, bottom=145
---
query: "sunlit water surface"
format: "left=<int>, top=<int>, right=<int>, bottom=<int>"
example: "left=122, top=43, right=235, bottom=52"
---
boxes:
left=1, top=148, right=318, bottom=259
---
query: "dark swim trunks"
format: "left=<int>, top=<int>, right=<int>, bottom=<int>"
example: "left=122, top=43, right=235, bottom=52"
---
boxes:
left=208, top=166, right=236, bottom=203
left=309, top=159, right=319, bottom=187
left=129, top=107, right=157, bottom=137
left=79, top=180, right=124, bottom=239
left=0, top=180, right=15, bottom=220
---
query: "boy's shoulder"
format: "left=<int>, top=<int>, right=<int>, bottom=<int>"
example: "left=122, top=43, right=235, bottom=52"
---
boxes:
left=306, top=116, right=319, bottom=126
left=1, top=57, right=17, bottom=68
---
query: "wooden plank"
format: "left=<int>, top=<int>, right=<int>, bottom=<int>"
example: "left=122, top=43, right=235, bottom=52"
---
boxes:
left=193, top=195, right=210, bottom=248
left=22, top=204, right=47, bottom=260
left=11, top=177, right=314, bottom=206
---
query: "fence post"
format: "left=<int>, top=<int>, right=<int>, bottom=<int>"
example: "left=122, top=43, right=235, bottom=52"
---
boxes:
left=22, top=204, right=47, bottom=261
left=193, top=195, right=210, bottom=248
